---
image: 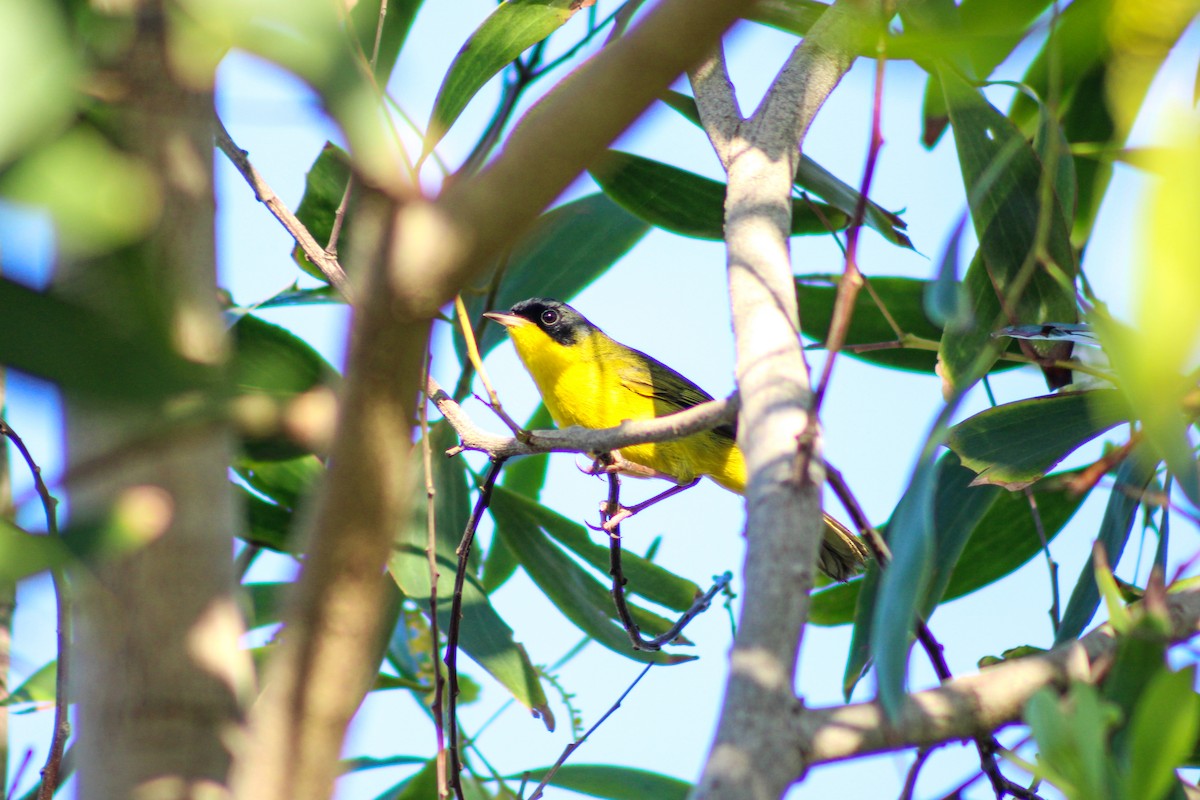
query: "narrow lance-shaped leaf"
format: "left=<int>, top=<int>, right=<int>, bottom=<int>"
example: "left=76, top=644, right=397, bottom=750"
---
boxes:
left=424, top=0, right=585, bottom=157
left=590, top=150, right=847, bottom=240
left=458, top=193, right=649, bottom=364
left=513, top=765, right=692, bottom=800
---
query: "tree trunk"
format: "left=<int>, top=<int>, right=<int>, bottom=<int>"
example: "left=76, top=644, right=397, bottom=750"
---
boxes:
left=63, top=4, right=249, bottom=798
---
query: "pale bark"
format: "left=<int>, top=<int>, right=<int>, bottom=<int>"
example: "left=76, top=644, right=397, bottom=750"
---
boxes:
left=63, top=4, right=249, bottom=798
left=689, top=4, right=875, bottom=800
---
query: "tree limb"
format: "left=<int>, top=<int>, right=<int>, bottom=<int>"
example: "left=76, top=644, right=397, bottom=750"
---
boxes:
left=691, top=4, right=875, bottom=800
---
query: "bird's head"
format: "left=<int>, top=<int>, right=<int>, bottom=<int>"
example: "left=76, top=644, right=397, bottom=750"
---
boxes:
left=483, top=298, right=596, bottom=350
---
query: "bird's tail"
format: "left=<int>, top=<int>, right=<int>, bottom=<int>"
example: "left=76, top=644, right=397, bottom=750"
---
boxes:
left=819, top=513, right=870, bottom=583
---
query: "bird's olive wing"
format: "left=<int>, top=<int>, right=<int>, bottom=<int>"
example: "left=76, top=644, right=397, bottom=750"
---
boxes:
left=616, top=350, right=737, bottom=443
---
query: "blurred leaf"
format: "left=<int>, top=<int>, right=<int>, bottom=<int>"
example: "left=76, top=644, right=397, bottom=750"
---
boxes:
left=842, top=560, right=880, bottom=699
left=392, top=757, right=439, bottom=800
left=0, top=660, right=56, bottom=706
left=244, top=580, right=289, bottom=629
left=231, top=313, right=340, bottom=460
left=1057, top=446, right=1157, bottom=644
left=590, top=151, right=846, bottom=240
left=2, top=127, right=161, bottom=255
left=1025, top=683, right=1119, bottom=800
left=947, top=390, right=1128, bottom=490
left=234, top=454, right=324, bottom=510
left=0, top=277, right=217, bottom=400
left=1094, top=544, right=1132, bottom=634
left=516, top=765, right=691, bottom=800
left=290, top=143, right=351, bottom=281
left=252, top=284, right=343, bottom=309
left=814, top=467, right=1087, bottom=626
left=459, top=192, right=649, bottom=362
left=0, top=519, right=69, bottom=583
left=660, top=91, right=911, bottom=248
left=236, top=486, right=298, bottom=552
left=744, top=0, right=827, bottom=36
left=1096, top=118, right=1200, bottom=507
left=0, top=0, right=76, bottom=167
left=1125, top=666, right=1200, bottom=800
left=924, top=216, right=971, bottom=332
left=937, top=68, right=1077, bottom=394
left=424, top=0, right=584, bottom=156
left=340, top=754, right=428, bottom=775
left=871, top=454, right=938, bottom=719
left=348, top=0, right=423, bottom=81
left=484, top=404, right=554, bottom=592
left=495, top=483, right=701, bottom=612
left=490, top=485, right=695, bottom=664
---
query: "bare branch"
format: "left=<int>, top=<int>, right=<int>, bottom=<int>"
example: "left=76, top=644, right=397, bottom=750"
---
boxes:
left=797, top=585, right=1200, bottom=765
left=688, top=44, right=742, bottom=161
left=213, top=116, right=355, bottom=302
left=427, top=377, right=738, bottom=459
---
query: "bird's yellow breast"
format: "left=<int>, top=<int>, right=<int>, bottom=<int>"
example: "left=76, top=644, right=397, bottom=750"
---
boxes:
left=506, top=323, right=745, bottom=492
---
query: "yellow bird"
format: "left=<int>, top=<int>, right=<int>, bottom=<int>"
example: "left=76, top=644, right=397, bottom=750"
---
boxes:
left=483, top=297, right=868, bottom=582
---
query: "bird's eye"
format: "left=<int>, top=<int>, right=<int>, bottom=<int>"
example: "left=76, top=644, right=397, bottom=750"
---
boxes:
left=540, top=309, right=560, bottom=326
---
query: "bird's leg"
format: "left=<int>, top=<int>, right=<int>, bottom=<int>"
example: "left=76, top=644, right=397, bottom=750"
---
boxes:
left=579, top=451, right=675, bottom=481
left=601, top=477, right=700, bottom=532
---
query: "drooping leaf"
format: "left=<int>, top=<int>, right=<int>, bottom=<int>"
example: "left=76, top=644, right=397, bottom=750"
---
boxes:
left=924, top=215, right=971, bottom=332
left=489, top=485, right=695, bottom=665
left=936, top=68, right=1077, bottom=394
left=424, top=0, right=585, bottom=156
left=515, top=764, right=691, bottom=800
left=947, top=390, right=1128, bottom=490
left=744, top=0, right=828, bottom=37
left=871, top=454, right=938, bottom=718
left=458, top=192, right=649, bottom=363
left=660, top=91, right=912, bottom=248
left=0, top=276, right=217, bottom=400
left=1056, top=446, right=1158, bottom=644
left=590, top=151, right=846, bottom=240
left=1124, top=666, right=1200, bottom=800
left=0, top=519, right=69, bottom=583
left=842, top=560, right=881, bottom=699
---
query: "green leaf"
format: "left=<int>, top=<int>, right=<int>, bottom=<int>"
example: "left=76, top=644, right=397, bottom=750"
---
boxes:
left=231, top=313, right=340, bottom=460
left=1025, top=683, right=1120, bottom=800
left=243, top=581, right=290, bottom=630
left=424, top=0, right=584, bottom=156
left=842, top=560, right=881, bottom=699
left=2, top=126, right=162, bottom=255
left=924, top=216, right=971, bottom=332
left=0, top=0, right=76, bottom=167
left=659, top=91, right=911, bottom=248
left=459, top=192, right=649, bottom=362
left=495, top=484, right=701, bottom=612
left=236, top=485, right=298, bottom=552
left=0, top=276, right=217, bottom=400
left=234, top=454, right=325, bottom=510
left=489, top=485, right=695, bottom=665
left=389, top=426, right=548, bottom=721
left=1094, top=544, right=1132, bottom=634
left=516, top=765, right=691, bottom=800
left=484, top=404, right=554, bottom=592
left=0, top=519, right=69, bottom=583
left=0, top=660, right=57, bottom=706
left=871, top=454, right=938, bottom=718
left=340, top=754, right=428, bottom=775
left=590, top=151, right=846, bottom=240
left=936, top=68, right=1077, bottom=394
left=1125, top=666, right=1200, bottom=800
left=391, top=757, right=440, bottom=800
left=290, top=143, right=351, bottom=281
left=947, top=390, right=1128, bottom=490
left=1057, top=446, right=1158, bottom=644
left=797, top=274, right=949, bottom=373
left=348, top=0, right=423, bottom=82
left=743, top=0, right=828, bottom=37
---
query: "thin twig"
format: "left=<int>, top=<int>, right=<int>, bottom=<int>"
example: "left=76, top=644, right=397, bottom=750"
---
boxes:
left=1024, top=486, right=1060, bottom=636
left=898, top=746, right=936, bottom=800
left=600, top=469, right=732, bottom=651
left=445, top=459, right=507, bottom=800
left=526, top=662, right=654, bottom=800
left=213, top=117, right=354, bottom=302
left=813, top=15, right=888, bottom=413
left=420, top=353, right=449, bottom=799
left=0, top=421, right=69, bottom=800
left=453, top=297, right=524, bottom=437
left=428, top=376, right=738, bottom=461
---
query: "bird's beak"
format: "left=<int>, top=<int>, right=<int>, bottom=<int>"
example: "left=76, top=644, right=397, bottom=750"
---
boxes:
left=482, top=311, right=528, bottom=328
